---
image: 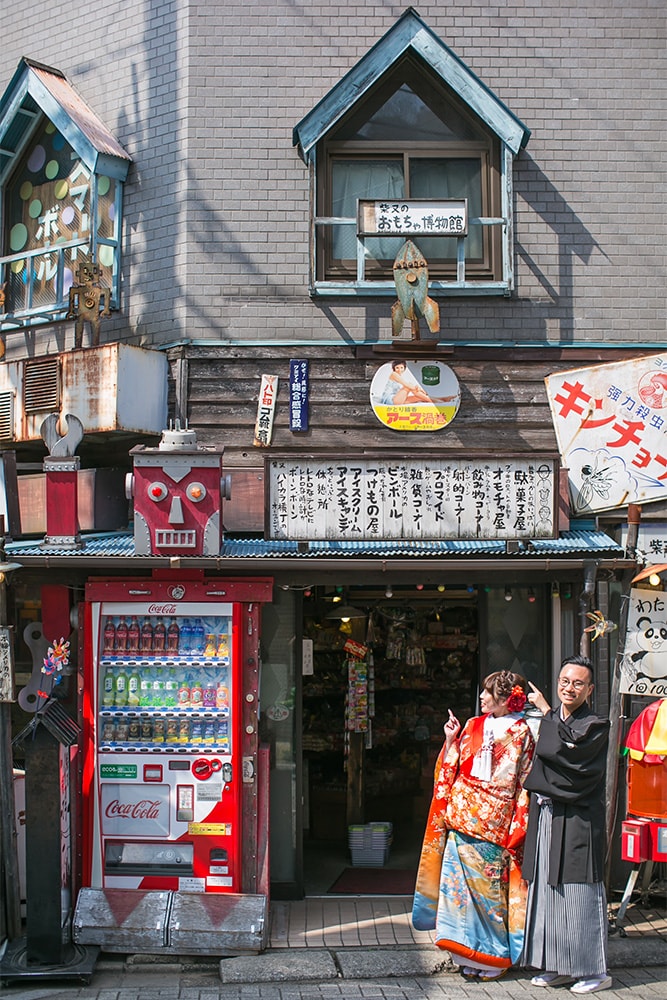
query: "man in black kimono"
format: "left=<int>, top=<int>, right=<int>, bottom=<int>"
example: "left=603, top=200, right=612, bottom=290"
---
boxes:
left=521, top=655, right=611, bottom=994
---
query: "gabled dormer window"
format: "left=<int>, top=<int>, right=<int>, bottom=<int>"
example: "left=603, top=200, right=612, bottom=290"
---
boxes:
left=293, top=10, right=530, bottom=298
left=0, top=59, right=131, bottom=330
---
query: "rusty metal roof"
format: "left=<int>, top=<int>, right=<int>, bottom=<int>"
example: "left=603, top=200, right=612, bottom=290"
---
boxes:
left=0, top=58, right=131, bottom=183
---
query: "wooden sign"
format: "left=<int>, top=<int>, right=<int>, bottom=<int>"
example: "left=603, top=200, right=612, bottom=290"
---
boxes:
left=358, top=199, right=467, bottom=237
left=253, top=374, right=279, bottom=448
left=267, top=456, right=557, bottom=541
left=0, top=625, right=15, bottom=703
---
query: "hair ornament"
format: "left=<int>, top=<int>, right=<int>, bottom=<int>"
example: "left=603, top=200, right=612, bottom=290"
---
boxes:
left=507, top=684, right=527, bottom=712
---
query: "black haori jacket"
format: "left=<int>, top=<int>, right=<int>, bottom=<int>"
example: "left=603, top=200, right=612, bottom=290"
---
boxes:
left=522, top=703, right=610, bottom=885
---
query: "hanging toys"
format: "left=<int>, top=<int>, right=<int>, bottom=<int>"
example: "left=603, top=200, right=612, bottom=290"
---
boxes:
left=584, top=609, right=618, bottom=641
left=42, top=636, right=70, bottom=677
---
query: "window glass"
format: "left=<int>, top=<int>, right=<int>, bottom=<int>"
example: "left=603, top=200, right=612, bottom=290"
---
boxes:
left=331, top=159, right=404, bottom=263
left=3, top=118, right=117, bottom=314
left=409, top=157, right=482, bottom=260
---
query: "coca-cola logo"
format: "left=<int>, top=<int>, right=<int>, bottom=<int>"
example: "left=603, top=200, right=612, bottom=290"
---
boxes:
left=105, top=798, right=162, bottom=820
left=147, top=603, right=177, bottom=614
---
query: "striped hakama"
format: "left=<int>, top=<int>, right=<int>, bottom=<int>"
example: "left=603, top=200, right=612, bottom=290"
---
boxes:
left=521, top=799, right=608, bottom=978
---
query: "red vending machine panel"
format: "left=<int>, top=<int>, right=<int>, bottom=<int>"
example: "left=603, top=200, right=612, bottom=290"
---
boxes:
left=84, top=588, right=243, bottom=894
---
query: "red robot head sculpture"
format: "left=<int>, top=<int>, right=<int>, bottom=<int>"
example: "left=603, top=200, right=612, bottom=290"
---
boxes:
left=127, top=426, right=227, bottom=556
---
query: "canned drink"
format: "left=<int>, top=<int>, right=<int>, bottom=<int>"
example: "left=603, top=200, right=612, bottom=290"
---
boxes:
left=203, top=721, right=216, bottom=744
left=128, top=719, right=141, bottom=742
left=190, top=720, right=203, bottom=744
left=115, top=719, right=129, bottom=742
left=152, top=718, right=166, bottom=743
left=178, top=719, right=191, bottom=744
left=166, top=719, right=179, bottom=743
left=140, top=718, right=153, bottom=742
left=101, top=720, right=116, bottom=742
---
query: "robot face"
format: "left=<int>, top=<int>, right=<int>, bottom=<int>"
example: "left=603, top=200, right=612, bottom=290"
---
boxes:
left=132, top=454, right=222, bottom=556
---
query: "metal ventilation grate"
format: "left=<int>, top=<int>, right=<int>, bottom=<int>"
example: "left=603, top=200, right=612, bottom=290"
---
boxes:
left=23, top=357, right=60, bottom=413
left=0, top=391, right=14, bottom=440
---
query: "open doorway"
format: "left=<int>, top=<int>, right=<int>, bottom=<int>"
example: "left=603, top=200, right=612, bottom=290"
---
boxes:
left=301, top=585, right=479, bottom=895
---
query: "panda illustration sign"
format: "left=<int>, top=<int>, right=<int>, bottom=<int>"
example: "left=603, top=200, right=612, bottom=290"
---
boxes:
left=621, top=588, right=667, bottom=696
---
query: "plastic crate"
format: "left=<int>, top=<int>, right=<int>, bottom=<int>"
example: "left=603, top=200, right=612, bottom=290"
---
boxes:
left=348, top=822, right=393, bottom=867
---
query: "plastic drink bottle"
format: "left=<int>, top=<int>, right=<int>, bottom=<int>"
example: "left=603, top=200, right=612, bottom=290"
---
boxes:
left=204, top=634, right=217, bottom=658
left=103, top=618, right=116, bottom=655
left=177, top=674, right=190, bottom=708
left=216, top=682, right=229, bottom=712
left=114, top=666, right=128, bottom=706
left=153, top=618, right=166, bottom=654
left=151, top=666, right=165, bottom=706
left=127, top=616, right=140, bottom=654
left=102, top=665, right=115, bottom=706
left=139, top=671, right=153, bottom=707
left=179, top=619, right=193, bottom=656
left=191, top=618, right=206, bottom=656
left=203, top=680, right=217, bottom=709
left=167, top=618, right=180, bottom=654
left=140, top=618, right=154, bottom=655
left=127, top=668, right=141, bottom=707
left=190, top=678, right=203, bottom=709
left=115, top=617, right=129, bottom=653
left=164, top=667, right=178, bottom=707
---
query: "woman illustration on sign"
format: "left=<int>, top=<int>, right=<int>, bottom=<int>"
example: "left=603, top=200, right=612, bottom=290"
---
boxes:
left=379, top=360, right=457, bottom=406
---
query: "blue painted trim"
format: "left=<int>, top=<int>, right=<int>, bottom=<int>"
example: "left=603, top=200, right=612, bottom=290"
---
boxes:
left=293, top=9, right=530, bottom=158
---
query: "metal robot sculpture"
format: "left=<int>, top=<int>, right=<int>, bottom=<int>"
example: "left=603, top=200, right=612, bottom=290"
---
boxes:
left=67, top=261, right=111, bottom=349
left=127, top=422, right=230, bottom=557
left=391, top=240, right=440, bottom=341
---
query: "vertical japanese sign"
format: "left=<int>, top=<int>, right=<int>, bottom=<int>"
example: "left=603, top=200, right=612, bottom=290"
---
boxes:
left=253, top=374, right=278, bottom=448
left=620, top=588, right=667, bottom=696
left=546, top=354, right=667, bottom=513
left=289, top=359, right=309, bottom=432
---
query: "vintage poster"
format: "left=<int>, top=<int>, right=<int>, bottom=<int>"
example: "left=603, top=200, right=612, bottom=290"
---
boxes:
left=546, top=354, right=667, bottom=514
left=369, top=360, right=460, bottom=431
left=620, top=587, right=667, bottom=696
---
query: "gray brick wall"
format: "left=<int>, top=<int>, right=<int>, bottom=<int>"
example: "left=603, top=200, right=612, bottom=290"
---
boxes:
left=0, top=2, right=664, bottom=355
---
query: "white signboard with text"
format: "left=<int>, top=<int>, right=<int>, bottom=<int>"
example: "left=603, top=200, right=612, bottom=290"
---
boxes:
left=620, top=588, right=667, bottom=697
left=267, top=457, right=556, bottom=541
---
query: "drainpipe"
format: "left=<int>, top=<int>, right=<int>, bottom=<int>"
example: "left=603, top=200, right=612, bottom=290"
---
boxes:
left=578, top=560, right=597, bottom=658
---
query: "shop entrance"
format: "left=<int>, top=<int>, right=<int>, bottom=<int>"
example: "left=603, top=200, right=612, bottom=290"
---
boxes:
left=301, top=585, right=479, bottom=895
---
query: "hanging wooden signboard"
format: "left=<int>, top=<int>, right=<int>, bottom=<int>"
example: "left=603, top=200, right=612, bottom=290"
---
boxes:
left=266, top=454, right=557, bottom=541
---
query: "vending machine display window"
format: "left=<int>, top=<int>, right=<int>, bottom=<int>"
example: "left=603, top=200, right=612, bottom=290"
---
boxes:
left=98, top=612, right=232, bottom=753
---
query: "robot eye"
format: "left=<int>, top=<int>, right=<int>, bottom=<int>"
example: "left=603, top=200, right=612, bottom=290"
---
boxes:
left=186, top=482, right=207, bottom=503
left=148, top=482, right=168, bottom=502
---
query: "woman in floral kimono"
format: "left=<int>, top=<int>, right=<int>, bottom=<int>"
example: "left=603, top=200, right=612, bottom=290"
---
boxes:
left=412, top=670, right=535, bottom=981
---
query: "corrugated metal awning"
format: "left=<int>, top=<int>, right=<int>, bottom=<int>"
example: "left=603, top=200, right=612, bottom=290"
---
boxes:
left=6, top=528, right=626, bottom=565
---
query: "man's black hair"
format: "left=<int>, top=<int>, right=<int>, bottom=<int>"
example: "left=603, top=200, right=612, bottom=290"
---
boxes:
left=560, top=653, right=593, bottom=682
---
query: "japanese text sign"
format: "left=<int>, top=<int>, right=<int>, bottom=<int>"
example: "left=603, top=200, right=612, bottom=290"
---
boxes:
left=620, top=588, right=667, bottom=696
left=267, top=457, right=556, bottom=541
left=289, top=359, right=309, bottom=432
left=546, top=354, right=667, bottom=513
left=253, top=374, right=279, bottom=448
left=358, top=199, right=467, bottom=237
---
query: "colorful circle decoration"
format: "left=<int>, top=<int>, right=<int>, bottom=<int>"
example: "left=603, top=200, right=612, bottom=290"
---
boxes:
left=27, top=145, right=46, bottom=173
left=370, top=360, right=460, bottom=431
left=28, top=199, right=42, bottom=219
left=45, top=159, right=59, bottom=180
left=10, top=223, right=28, bottom=251
left=19, top=181, right=33, bottom=200
left=55, top=180, right=69, bottom=199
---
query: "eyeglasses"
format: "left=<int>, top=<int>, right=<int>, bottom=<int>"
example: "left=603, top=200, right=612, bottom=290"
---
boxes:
left=558, top=678, right=589, bottom=690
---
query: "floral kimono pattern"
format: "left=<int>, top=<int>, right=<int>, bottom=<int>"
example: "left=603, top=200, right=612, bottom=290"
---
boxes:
left=412, top=713, right=535, bottom=970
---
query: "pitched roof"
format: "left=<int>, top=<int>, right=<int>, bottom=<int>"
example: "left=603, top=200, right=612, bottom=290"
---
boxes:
left=0, top=57, right=131, bottom=184
left=293, top=8, right=531, bottom=159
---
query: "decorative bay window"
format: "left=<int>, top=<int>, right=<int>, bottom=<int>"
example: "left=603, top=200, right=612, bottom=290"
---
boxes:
left=293, top=10, right=530, bottom=297
left=0, top=59, right=130, bottom=330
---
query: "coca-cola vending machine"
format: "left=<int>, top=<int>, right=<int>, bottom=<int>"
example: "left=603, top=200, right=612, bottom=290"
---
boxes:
left=81, top=573, right=272, bottom=899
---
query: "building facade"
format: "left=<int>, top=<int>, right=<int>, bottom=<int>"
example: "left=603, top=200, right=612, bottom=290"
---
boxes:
left=0, top=1, right=664, bottom=937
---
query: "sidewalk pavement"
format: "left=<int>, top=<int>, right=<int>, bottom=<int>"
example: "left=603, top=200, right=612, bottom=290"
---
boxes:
left=0, top=930, right=664, bottom=1000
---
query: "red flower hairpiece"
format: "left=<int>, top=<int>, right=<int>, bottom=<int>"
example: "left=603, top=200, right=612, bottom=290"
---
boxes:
left=507, top=684, right=527, bottom=712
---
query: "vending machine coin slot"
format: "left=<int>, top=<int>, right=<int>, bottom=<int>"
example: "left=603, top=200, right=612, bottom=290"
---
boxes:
left=210, top=847, right=228, bottom=874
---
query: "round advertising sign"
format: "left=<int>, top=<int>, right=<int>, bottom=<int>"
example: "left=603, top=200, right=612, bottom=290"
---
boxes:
left=370, top=360, right=460, bottom=431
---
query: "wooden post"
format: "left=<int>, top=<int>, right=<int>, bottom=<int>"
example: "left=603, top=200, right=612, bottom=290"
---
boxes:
left=0, top=516, right=22, bottom=940
left=604, top=505, right=641, bottom=888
